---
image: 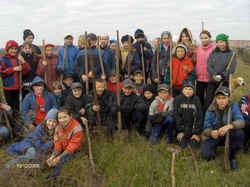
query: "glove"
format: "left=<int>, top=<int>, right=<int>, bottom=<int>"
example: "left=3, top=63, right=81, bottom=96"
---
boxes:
left=155, top=117, right=164, bottom=124
left=214, top=75, right=222, bottom=82
left=121, top=105, right=134, bottom=113
left=150, top=114, right=160, bottom=124
left=111, top=104, right=121, bottom=114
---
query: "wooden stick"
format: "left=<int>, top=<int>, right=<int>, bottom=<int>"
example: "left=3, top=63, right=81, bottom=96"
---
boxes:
left=140, top=44, right=146, bottom=83
left=171, top=152, right=176, bottom=187
left=97, top=36, right=106, bottom=81
left=202, top=21, right=204, bottom=31
left=169, top=36, right=173, bottom=87
left=60, top=44, right=69, bottom=82
left=127, top=35, right=132, bottom=78
left=219, top=53, right=235, bottom=87
left=84, top=31, right=89, bottom=95
left=18, top=58, right=22, bottom=114
left=116, top=30, right=122, bottom=131
left=42, top=39, right=47, bottom=84
left=156, top=38, right=160, bottom=85
left=187, top=145, right=199, bottom=177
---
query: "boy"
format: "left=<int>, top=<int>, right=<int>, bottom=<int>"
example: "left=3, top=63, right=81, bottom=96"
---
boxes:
left=51, top=81, right=67, bottom=107
left=173, top=81, right=203, bottom=149
left=19, top=29, right=41, bottom=55
left=106, top=71, right=122, bottom=93
left=64, top=82, right=91, bottom=124
left=148, top=84, right=174, bottom=144
left=62, top=74, right=74, bottom=97
left=57, top=33, right=79, bottom=79
left=201, top=86, right=245, bottom=170
left=22, top=76, right=58, bottom=131
left=133, top=70, right=145, bottom=96
left=132, top=29, right=153, bottom=82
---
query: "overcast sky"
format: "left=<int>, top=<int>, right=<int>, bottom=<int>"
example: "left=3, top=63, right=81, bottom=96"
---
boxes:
left=0, top=0, right=249, bottom=48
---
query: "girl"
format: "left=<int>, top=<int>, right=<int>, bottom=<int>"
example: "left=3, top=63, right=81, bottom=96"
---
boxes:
left=177, top=28, right=197, bottom=65
left=152, top=31, right=171, bottom=85
left=195, top=30, right=215, bottom=106
left=36, top=44, right=60, bottom=91
left=51, top=81, right=67, bottom=107
left=20, top=41, right=39, bottom=96
left=0, top=40, right=30, bottom=115
left=78, top=35, right=85, bottom=50
left=46, top=107, right=83, bottom=179
left=203, top=33, right=237, bottom=112
left=6, top=108, right=58, bottom=166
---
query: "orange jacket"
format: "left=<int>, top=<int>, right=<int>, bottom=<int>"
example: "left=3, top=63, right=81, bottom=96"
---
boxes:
left=54, top=119, right=83, bottom=153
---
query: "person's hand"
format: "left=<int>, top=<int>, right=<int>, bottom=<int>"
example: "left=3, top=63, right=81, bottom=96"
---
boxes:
left=211, top=130, right=219, bottom=139
left=88, top=71, right=92, bottom=78
left=154, top=79, right=159, bottom=83
left=81, top=74, right=88, bottom=82
left=101, top=74, right=106, bottom=80
left=51, top=157, right=61, bottom=166
left=218, top=125, right=233, bottom=136
left=93, top=105, right=100, bottom=112
left=28, top=124, right=35, bottom=131
left=81, top=117, right=88, bottom=126
left=144, top=46, right=147, bottom=51
left=13, top=66, right=22, bottom=72
left=213, top=75, right=222, bottom=82
left=18, top=55, right=25, bottom=64
left=46, top=155, right=55, bottom=167
left=177, top=132, right=184, bottom=141
left=191, top=134, right=200, bottom=142
left=42, top=61, right=47, bottom=66
left=79, top=108, right=85, bottom=115
left=0, top=103, right=10, bottom=110
left=135, top=92, right=141, bottom=96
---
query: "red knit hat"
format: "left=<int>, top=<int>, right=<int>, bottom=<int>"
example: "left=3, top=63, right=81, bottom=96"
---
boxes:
left=45, top=44, right=54, bottom=49
left=5, top=40, right=19, bottom=52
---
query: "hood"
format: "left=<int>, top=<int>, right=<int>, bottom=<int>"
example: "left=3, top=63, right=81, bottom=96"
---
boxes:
left=30, top=76, right=48, bottom=91
left=207, top=100, right=232, bottom=113
left=177, top=27, right=195, bottom=45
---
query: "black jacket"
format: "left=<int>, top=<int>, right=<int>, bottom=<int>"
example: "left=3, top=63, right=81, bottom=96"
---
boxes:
left=21, top=52, right=39, bottom=83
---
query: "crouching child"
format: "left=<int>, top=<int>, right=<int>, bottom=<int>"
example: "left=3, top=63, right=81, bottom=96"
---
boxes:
left=201, top=86, right=245, bottom=170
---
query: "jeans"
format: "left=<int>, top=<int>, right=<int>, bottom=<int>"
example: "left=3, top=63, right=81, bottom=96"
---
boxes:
left=0, top=126, right=10, bottom=141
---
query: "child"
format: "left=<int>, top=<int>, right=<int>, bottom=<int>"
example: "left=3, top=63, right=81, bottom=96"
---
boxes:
left=46, top=107, right=83, bottom=179
left=36, top=43, right=60, bottom=91
left=51, top=81, right=67, bottom=107
left=20, top=29, right=41, bottom=55
left=201, top=87, right=244, bottom=170
left=64, top=82, right=91, bottom=124
left=78, top=35, right=85, bottom=50
left=152, top=31, right=171, bottom=85
left=22, top=76, right=58, bottom=131
left=0, top=103, right=13, bottom=142
left=62, top=74, right=74, bottom=97
left=109, top=39, right=116, bottom=54
left=203, top=33, right=237, bottom=112
left=173, top=81, right=203, bottom=149
left=133, top=70, right=145, bottom=96
left=120, top=35, right=141, bottom=79
left=0, top=40, right=30, bottom=115
left=57, top=33, right=79, bottom=79
left=6, top=109, right=58, bottom=166
left=132, top=29, right=153, bottom=82
left=177, top=28, right=197, bottom=65
left=99, top=33, right=116, bottom=74
left=164, top=44, right=195, bottom=97
left=238, top=91, right=250, bottom=152
left=106, top=71, right=122, bottom=93
left=195, top=30, right=216, bottom=106
left=20, top=41, right=40, bottom=96
left=148, top=84, right=174, bottom=144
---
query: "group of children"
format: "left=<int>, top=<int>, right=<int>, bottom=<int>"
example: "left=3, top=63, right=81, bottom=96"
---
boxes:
left=0, top=27, right=248, bottom=178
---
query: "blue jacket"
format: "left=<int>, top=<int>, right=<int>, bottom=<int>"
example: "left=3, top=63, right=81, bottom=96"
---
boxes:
left=124, top=51, right=141, bottom=75
left=21, top=76, right=58, bottom=124
left=57, top=44, right=79, bottom=76
left=101, top=46, right=115, bottom=75
left=7, top=124, right=54, bottom=155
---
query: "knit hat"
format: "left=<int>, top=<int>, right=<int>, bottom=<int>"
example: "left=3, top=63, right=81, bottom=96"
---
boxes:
left=45, top=44, right=54, bottom=49
left=175, top=44, right=187, bottom=53
left=143, top=84, right=156, bottom=95
left=71, top=82, right=83, bottom=90
left=121, top=35, right=134, bottom=44
left=161, top=31, right=171, bottom=38
left=215, top=86, right=230, bottom=96
left=5, top=40, right=18, bottom=52
left=134, top=29, right=144, bottom=39
left=45, top=108, right=58, bottom=121
left=110, top=39, right=116, bottom=44
left=122, top=79, right=135, bottom=88
left=182, top=80, right=195, bottom=91
left=216, top=33, right=229, bottom=44
left=157, top=84, right=172, bottom=92
left=23, top=29, right=34, bottom=41
left=87, top=33, right=97, bottom=40
left=133, top=70, right=143, bottom=76
left=64, top=33, right=73, bottom=39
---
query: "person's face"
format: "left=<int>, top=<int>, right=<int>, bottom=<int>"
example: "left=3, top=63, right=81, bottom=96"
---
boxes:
left=109, top=75, right=117, bottom=83
left=45, top=47, right=54, bottom=57
left=8, top=47, right=18, bottom=56
left=176, top=48, right=185, bottom=59
left=23, top=45, right=32, bottom=54
left=122, top=41, right=129, bottom=49
left=72, top=88, right=82, bottom=98
left=162, top=34, right=170, bottom=44
left=133, top=73, right=143, bottom=83
left=200, top=34, right=211, bottom=46
left=110, top=43, right=116, bottom=51
left=53, top=88, right=62, bottom=96
left=215, top=94, right=230, bottom=110
left=100, top=36, right=108, bottom=47
left=96, top=82, right=105, bottom=95
left=182, top=87, right=194, bottom=97
left=78, top=38, right=85, bottom=49
left=216, top=40, right=227, bottom=51
left=181, top=33, right=190, bottom=44
left=46, top=119, right=57, bottom=130
left=64, top=37, right=73, bottom=45
left=33, top=83, right=45, bottom=95
left=63, top=78, right=74, bottom=86
left=58, top=112, right=72, bottom=127
left=25, top=36, right=34, bottom=43
left=158, top=90, right=169, bottom=100
left=144, top=91, right=153, bottom=100
left=123, top=86, right=133, bottom=96
left=136, top=37, right=144, bottom=42
left=91, top=39, right=97, bottom=47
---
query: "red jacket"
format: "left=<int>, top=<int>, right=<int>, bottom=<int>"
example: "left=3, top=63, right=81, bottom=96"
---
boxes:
left=36, top=54, right=60, bottom=91
left=54, top=119, right=83, bottom=153
left=107, top=81, right=122, bottom=93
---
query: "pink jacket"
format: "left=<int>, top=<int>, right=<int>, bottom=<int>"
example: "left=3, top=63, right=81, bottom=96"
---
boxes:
left=196, top=43, right=215, bottom=82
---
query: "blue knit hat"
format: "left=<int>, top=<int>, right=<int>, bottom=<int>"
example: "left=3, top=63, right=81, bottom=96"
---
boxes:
left=45, top=108, right=58, bottom=121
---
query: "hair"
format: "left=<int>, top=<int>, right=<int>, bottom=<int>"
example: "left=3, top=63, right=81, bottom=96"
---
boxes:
left=52, top=81, right=63, bottom=90
left=78, top=35, right=86, bottom=47
left=181, top=29, right=190, bottom=38
left=96, top=79, right=105, bottom=84
left=41, top=118, right=58, bottom=141
left=199, top=30, right=211, bottom=38
left=58, top=107, right=72, bottom=116
left=20, top=41, right=37, bottom=61
left=100, top=33, right=109, bottom=40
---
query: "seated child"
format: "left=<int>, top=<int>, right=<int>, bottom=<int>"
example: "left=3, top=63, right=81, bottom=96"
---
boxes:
left=173, top=81, right=203, bottom=149
left=201, top=86, right=245, bottom=170
left=0, top=103, right=13, bottom=142
left=133, top=70, right=146, bottom=96
left=148, top=84, right=174, bottom=144
left=62, top=74, right=74, bottom=97
left=51, top=81, right=67, bottom=107
left=106, top=71, right=122, bottom=93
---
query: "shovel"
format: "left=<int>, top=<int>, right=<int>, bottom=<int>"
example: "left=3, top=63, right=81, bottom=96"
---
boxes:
left=82, top=118, right=106, bottom=187
left=166, top=144, right=182, bottom=187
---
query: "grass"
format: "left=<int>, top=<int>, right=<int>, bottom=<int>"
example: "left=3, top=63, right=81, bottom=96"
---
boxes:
left=0, top=51, right=250, bottom=186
